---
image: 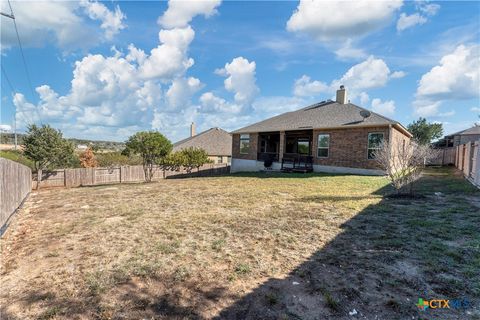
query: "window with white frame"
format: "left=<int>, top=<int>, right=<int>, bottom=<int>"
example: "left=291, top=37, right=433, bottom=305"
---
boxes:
left=217, top=156, right=223, bottom=163
left=240, top=134, right=250, bottom=154
left=367, top=132, right=384, bottom=159
left=317, top=134, right=330, bottom=158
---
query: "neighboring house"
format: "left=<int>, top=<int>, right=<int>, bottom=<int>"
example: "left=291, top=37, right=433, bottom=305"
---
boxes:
left=173, top=124, right=232, bottom=164
left=230, top=86, right=412, bottom=175
left=443, top=126, right=480, bottom=147
left=431, top=126, right=480, bottom=165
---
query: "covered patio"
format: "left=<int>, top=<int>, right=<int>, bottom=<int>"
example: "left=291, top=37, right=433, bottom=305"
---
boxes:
left=257, top=130, right=314, bottom=172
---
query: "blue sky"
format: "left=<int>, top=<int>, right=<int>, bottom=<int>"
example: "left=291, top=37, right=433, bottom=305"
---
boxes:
left=1, top=0, right=479, bottom=142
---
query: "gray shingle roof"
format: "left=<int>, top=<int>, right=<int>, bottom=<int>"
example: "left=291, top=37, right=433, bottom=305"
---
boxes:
left=173, top=127, right=232, bottom=156
left=232, top=101, right=410, bottom=135
left=447, top=126, right=480, bottom=137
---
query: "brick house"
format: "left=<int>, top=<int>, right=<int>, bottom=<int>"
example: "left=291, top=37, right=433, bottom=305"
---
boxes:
left=230, top=86, right=412, bottom=175
left=444, top=126, right=480, bottom=147
left=173, top=124, right=232, bottom=164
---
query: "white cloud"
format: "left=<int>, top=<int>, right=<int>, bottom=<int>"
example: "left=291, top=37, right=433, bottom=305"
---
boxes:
left=397, top=1, right=440, bottom=32
left=359, top=92, right=370, bottom=105
left=334, top=39, right=367, bottom=60
left=396, top=13, right=427, bottom=31
left=126, top=44, right=147, bottom=65
left=8, top=0, right=233, bottom=142
left=390, top=71, right=406, bottom=79
left=371, top=98, right=395, bottom=116
left=199, top=92, right=242, bottom=114
left=286, top=1, right=402, bottom=60
left=293, top=57, right=405, bottom=106
left=333, top=56, right=392, bottom=91
left=0, top=0, right=125, bottom=51
left=139, top=26, right=195, bottom=80
left=287, top=0, right=402, bottom=41
left=417, top=1, right=440, bottom=16
left=413, top=101, right=441, bottom=117
left=417, top=45, right=479, bottom=100
left=12, top=25, right=198, bottom=138
left=79, top=0, right=126, bottom=40
left=293, top=75, right=328, bottom=97
left=166, top=77, right=203, bottom=110
left=252, top=96, right=310, bottom=116
left=158, top=0, right=221, bottom=28
left=438, top=110, right=455, bottom=117
left=216, top=57, right=259, bottom=105
left=471, top=107, right=480, bottom=113
left=414, top=44, right=479, bottom=116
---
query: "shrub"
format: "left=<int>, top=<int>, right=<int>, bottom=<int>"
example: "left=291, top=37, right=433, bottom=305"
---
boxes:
left=179, top=147, right=211, bottom=173
left=80, top=147, right=98, bottom=168
left=95, top=152, right=142, bottom=167
left=374, top=140, right=439, bottom=196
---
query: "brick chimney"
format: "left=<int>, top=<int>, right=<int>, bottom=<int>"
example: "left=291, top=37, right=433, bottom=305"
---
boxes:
left=336, top=85, right=347, bottom=104
left=190, top=122, right=196, bottom=137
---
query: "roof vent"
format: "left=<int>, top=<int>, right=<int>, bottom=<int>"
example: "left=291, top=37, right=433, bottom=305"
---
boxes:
left=359, top=110, right=371, bottom=121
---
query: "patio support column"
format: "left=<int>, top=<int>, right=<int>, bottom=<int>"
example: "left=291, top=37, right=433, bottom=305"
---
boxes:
left=279, top=131, right=285, bottom=163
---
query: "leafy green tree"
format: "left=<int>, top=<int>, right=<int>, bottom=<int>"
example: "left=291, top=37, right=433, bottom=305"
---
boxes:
left=159, top=152, right=186, bottom=172
left=407, top=117, right=443, bottom=145
left=23, top=124, right=76, bottom=188
left=180, top=147, right=211, bottom=173
left=125, top=131, right=172, bottom=182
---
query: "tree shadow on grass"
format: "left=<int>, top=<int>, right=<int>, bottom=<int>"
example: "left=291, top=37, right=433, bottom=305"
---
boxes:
left=1, top=279, right=234, bottom=320
left=216, top=169, right=480, bottom=319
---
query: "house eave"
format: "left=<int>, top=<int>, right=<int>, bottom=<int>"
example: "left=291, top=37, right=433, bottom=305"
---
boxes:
left=232, top=123, right=412, bottom=136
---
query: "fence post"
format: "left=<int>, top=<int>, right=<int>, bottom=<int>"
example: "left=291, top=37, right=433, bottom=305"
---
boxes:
left=119, top=166, right=122, bottom=184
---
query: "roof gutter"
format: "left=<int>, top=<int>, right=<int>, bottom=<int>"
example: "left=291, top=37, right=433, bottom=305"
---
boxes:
left=393, top=123, right=413, bottom=138
left=232, top=123, right=413, bottom=137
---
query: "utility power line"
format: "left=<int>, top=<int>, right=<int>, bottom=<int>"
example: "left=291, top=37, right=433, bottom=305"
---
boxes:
left=1, top=65, right=15, bottom=93
left=7, top=0, right=36, bottom=102
left=1, top=0, right=43, bottom=129
left=1, top=64, right=37, bottom=138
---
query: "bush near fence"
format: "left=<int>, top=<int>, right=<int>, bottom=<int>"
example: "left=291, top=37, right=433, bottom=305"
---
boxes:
left=32, top=163, right=230, bottom=189
left=1, top=158, right=32, bottom=231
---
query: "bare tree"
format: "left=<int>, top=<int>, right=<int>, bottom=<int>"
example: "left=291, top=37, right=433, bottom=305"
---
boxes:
left=374, top=140, right=439, bottom=196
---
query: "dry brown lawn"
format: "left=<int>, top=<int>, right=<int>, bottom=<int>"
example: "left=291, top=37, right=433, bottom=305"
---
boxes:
left=1, top=168, right=479, bottom=319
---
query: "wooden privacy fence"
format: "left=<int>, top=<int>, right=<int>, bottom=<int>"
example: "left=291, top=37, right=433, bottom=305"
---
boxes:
left=430, top=147, right=456, bottom=166
left=455, top=140, right=480, bottom=187
left=33, top=163, right=230, bottom=189
left=1, top=158, right=32, bottom=230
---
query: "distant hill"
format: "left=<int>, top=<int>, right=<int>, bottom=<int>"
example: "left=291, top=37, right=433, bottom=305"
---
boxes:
left=0, top=133, right=125, bottom=151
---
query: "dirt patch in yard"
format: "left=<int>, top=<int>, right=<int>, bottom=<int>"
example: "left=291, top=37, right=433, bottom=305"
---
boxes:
left=1, top=167, right=479, bottom=319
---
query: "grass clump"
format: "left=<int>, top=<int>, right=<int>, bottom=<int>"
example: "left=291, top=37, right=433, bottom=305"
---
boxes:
left=234, top=263, right=251, bottom=275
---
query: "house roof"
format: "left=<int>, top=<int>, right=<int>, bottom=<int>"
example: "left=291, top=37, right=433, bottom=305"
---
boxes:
left=446, top=126, right=480, bottom=137
left=232, top=100, right=412, bottom=136
left=173, top=127, right=232, bottom=156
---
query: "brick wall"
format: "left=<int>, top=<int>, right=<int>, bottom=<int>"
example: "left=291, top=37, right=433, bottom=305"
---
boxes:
left=233, top=126, right=411, bottom=170
left=389, top=126, right=410, bottom=164
left=232, top=133, right=258, bottom=160
left=312, top=126, right=390, bottom=170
